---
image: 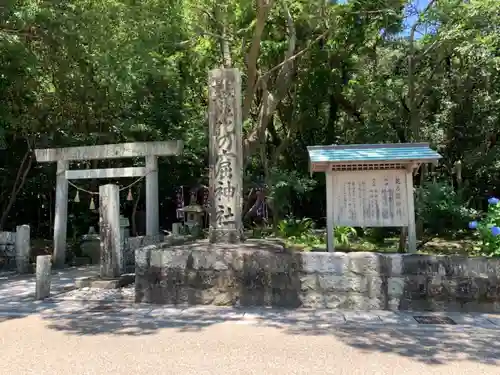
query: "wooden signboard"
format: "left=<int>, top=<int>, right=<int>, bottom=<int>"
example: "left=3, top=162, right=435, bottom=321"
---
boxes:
left=332, top=170, right=408, bottom=227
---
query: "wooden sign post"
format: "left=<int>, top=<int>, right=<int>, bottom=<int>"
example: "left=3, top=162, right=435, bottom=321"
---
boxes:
left=307, top=143, right=442, bottom=253
left=35, top=141, right=183, bottom=268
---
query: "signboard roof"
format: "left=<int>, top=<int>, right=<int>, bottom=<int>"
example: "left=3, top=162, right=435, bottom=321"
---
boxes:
left=307, top=143, right=441, bottom=165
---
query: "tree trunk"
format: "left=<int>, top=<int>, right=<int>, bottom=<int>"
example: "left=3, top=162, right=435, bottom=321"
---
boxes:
left=0, top=148, right=34, bottom=230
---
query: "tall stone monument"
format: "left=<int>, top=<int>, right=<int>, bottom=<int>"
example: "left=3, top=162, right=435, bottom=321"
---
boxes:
left=208, top=68, right=243, bottom=243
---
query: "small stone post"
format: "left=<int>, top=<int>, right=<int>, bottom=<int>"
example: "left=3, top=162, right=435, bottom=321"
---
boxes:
left=99, top=184, right=123, bottom=279
left=208, top=68, right=243, bottom=244
left=35, top=255, right=52, bottom=299
left=172, top=222, right=181, bottom=236
left=15, top=224, right=30, bottom=273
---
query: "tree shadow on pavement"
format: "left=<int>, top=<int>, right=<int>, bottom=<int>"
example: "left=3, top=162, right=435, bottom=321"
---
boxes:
left=39, top=303, right=500, bottom=366
left=40, top=303, right=245, bottom=336
left=249, top=310, right=500, bottom=366
left=328, top=325, right=500, bottom=366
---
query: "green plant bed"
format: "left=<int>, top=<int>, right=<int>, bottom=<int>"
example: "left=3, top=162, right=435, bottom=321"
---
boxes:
left=251, top=215, right=486, bottom=256
left=283, top=236, right=482, bottom=256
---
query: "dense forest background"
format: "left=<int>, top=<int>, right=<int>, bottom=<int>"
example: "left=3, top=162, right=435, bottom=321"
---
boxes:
left=0, top=0, right=499, bottom=244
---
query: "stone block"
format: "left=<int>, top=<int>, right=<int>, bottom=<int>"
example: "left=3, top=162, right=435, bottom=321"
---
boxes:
left=300, top=252, right=348, bottom=274
left=135, top=245, right=154, bottom=269
left=0, top=232, right=16, bottom=258
left=0, top=231, right=16, bottom=244
left=387, top=254, right=404, bottom=276
left=76, top=273, right=135, bottom=289
left=80, top=237, right=100, bottom=264
left=300, top=274, right=372, bottom=294
left=158, top=248, right=191, bottom=268
left=388, top=277, right=405, bottom=297
left=347, top=252, right=391, bottom=276
left=341, top=294, right=385, bottom=310
left=450, top=257, right=500, bottom=277
left=402, top=275, right=429, bottom=300
left=387, top=298, right=402, bottom=311
left=401, top=254, right=439, bottom=275
left=300, top=292, right=347, bottom=309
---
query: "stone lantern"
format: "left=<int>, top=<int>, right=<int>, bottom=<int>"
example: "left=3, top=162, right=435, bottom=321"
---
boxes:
left=179, top=204, right=205, bottom=235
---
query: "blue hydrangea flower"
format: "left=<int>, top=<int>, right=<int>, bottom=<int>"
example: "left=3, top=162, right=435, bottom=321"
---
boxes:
left=488, top=197, right=500, bottom=205
left=468, top=221, right=478, bottom=229
left=491, top=226, right=500, bottom=237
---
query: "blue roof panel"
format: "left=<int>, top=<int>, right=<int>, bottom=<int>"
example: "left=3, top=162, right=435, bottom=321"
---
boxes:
left=307, top=143, right=441, bottom=163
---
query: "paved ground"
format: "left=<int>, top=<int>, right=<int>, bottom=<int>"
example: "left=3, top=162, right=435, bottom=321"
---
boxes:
left=1, top=267, right=500, bottom=374
left=0, top=265, right=99, bottom=301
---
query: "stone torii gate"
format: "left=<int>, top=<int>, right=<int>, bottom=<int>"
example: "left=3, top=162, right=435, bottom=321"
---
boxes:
left=35, top=141, right=183, bottom=267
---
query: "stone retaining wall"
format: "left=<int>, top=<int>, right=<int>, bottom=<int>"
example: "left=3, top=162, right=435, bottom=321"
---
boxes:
left=135, top=241, right=500, bottom=312
left=0, top=231, right=16, bottom=269
left=80, top=234, right=193, bottom=272
left=125, top=235, right=164, bottom=267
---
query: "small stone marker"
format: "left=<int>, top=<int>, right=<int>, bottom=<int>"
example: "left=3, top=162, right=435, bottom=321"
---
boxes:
left=15, top=224, right=30, bottom=273
left=35, top=255, right=52, bottom=300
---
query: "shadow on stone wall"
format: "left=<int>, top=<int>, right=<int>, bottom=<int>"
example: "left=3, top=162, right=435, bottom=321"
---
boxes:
left=135, top=241, right=500, bottom=312
left=396, top=255, right=500, bottom=312
left=135, top=240, right=303, bottom=307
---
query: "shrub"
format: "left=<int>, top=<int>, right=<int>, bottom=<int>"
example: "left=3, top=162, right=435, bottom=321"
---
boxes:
left=276, top=216, right=357, bottom=250
left=468, top=197, right=500, bottom=256
left=416, top=181, right=477, bottom=237
left=277, top=216, right=314, bottom=238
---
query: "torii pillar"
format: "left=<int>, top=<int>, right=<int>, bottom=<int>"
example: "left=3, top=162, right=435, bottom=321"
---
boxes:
left=35, top=141, right=183, bottom=267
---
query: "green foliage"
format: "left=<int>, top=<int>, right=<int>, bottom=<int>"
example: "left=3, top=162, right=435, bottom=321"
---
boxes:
left=277, top=216, right=314, bottom=238
left=469, top=198, right=500, bottom=257
left=335, top=226, right=357, bottom=246
left=276, top=216, right=356, bottom=250
left=266, top=168, right=316, bottom=220
left=363, top=228, right=400, bottom=245
left=1, top=0, right=500, bottom=245
left=415, top=181, right=478, bottom=237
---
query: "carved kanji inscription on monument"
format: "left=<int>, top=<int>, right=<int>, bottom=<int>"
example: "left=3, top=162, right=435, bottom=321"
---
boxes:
left=208, top=68, right=243, bottom=243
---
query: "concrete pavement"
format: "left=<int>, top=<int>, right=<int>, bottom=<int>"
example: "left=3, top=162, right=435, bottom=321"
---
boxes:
left=1, top=305, right=499, bottom=375
left=1, top=267, right=500, bottom=374
left=0, top=265, right=99, bottom=311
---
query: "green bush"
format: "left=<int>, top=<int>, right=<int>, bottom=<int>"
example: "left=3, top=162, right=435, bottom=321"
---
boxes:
left=335, top=226, right=357, bottom=246
left=276, top=216, right=357, bottom=250
left=468, top=197, right=500, bottom=256
left=277, top=216, right=314, bottom=238
left=415, top=181, right=477, bottom=237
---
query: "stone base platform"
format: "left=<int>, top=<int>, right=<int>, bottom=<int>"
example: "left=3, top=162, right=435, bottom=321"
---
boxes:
left=134, top=240, right=500, bottom=312
left=76, top=273, right=135, bottom=289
